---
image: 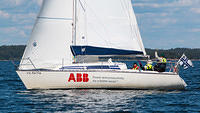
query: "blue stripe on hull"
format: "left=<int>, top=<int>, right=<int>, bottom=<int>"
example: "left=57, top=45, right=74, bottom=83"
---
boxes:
left=60, top=65, right=120, bottom=70
left=70, top=46, right=143, bottom=56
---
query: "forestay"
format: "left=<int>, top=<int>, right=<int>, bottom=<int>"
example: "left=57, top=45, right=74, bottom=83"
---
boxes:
left=71, top=0, right=146, bottom=56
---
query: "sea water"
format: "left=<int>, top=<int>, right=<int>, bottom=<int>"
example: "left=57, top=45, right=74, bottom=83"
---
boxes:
left=0, top=61, right=200, bottom=113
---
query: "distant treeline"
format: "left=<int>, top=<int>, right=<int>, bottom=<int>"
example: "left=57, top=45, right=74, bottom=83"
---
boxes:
left=0, top=45, right=25, bottom=60
left=0, top=45, right=199, bottom=60
left=146, top=48, right=200, bottom=60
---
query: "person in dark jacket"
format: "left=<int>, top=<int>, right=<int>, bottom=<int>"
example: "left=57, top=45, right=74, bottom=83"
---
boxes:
left=154, top=52, right=167, bottom=72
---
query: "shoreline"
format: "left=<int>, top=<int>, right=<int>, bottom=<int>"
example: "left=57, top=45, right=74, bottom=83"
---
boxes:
left=0, top=59, right=200, bottom=62
left=0, top=60, right=20, bottom=61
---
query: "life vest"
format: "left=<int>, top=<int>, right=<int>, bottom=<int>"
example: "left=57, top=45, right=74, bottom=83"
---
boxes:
left=132, top=66, right=139, bottom=70
left=146, top=64, right=153, bottom=70
left=162, top=58, right=167, bottom=63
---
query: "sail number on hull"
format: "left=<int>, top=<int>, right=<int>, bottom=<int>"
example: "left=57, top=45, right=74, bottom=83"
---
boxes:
left=26, top=71, right=42, bottom=75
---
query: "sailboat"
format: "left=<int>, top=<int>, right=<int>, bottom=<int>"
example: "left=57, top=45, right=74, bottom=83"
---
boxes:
left=16, top=0, right=187, bottom=90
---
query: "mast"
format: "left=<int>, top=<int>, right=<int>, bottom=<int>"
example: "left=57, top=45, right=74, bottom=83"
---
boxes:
left=73, top=0, right=77, bottom=45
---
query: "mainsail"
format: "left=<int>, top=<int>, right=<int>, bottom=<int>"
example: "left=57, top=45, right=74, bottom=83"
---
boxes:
left=19, top=0, right=146, bottom=69
left=71, top=0, right=146, bottom=56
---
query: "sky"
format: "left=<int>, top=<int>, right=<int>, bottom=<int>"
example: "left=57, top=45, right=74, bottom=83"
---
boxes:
left=0, top=0, right=200, bottom=49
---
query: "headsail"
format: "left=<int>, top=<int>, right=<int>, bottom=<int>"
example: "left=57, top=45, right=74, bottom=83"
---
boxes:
left=71, top=0, right=146, bottom=56
left=19, top=0, right=74, bottom=70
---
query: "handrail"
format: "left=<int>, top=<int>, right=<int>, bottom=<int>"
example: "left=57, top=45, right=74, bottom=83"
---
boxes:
left=135, top=60, right=179, bottom=74
left=27, top=57, right=37, bottom=69
left=20, top=57, right=37, bottom=70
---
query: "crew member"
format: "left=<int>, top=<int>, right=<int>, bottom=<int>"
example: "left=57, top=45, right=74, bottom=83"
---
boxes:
left=154, top=52, right=167, bottom=72
left=132, top=63, right=139, bottom=70
left=144, top=60, right=153, bottom=71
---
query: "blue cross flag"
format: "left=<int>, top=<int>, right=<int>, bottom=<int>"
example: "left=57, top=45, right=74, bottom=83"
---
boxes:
left=177, top=54, right=194, bottom=69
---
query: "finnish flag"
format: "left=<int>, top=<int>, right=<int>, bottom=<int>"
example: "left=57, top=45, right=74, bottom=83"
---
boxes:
left=178, top=54, right=194, bottom=69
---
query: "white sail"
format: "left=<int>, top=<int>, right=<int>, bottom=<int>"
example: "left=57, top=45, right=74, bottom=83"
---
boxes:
left=75, top=0, right=87, bottom=46
left=72, top=0, right=146, bottom=56
left=19, top=0, right=74, bottom=70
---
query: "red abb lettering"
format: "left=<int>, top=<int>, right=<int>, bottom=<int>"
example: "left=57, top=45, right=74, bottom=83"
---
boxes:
left=83, top=73, right=89, bottom=82
left=68, top=73, right=76, bottom=82
left=68, top=73, right=89, bottom=82
left=76, top=73, right=82, bottom=82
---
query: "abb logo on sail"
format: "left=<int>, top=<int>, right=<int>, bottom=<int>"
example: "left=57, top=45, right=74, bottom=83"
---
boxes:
left=68, top=73, right=89, bottom=82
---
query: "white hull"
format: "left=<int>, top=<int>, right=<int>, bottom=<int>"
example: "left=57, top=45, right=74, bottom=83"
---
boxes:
left=16, top=70, right=187, bottom=90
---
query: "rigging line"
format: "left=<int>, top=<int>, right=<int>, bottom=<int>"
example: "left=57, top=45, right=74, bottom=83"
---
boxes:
left=84, top=0, right=88, bottom=46
left=79, top=0, right=88, bottom=45
left=120, top=0, right=138, bottom=49
left=128, top=1, right=146, bottom=54
left=124, top=0, right=136, bottom=39
left=120, top=0, right=134, bottom=39
left=78, top=0, right=86, bottom=12
left=88, top=21, right=123, bottom=49
left=88, top=23, right=109, bottom=46
left=37, top=17, right=73, bottom=20
left=78, top=0, right=128, bottom=49
left=121, top=0, right=143, bottom=51
left=76, top=0, right=88, bottom=46
left=83, top=1, right=112, bottom=47
left=128, top=1, right=144, bottom=51
left=128, top=0, right=145, bottom=53
left=89, top=25, right=122, bottom=49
